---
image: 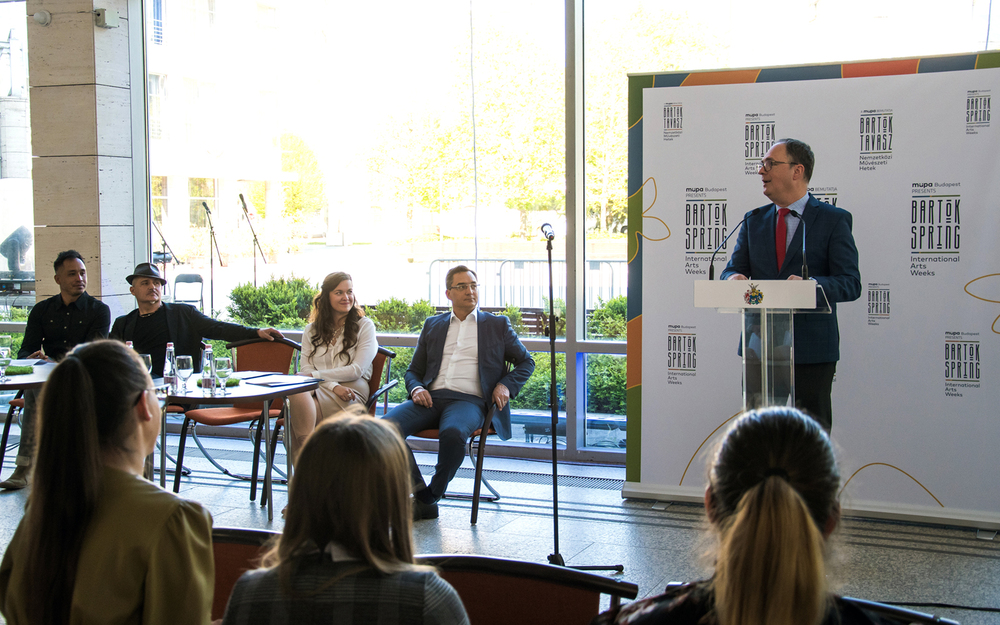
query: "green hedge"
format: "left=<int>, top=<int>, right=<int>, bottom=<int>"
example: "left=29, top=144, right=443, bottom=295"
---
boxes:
left=228, top=276, right=317, bottom=330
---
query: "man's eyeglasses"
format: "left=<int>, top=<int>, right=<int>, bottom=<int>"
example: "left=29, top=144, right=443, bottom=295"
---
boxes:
left=449, top=283, right=479, bottom=292
left=759, top=158, right=799, bottom=172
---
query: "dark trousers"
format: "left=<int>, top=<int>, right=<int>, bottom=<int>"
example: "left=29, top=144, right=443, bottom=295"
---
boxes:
left=15, top=388, right=39, bottom=466
left=382, top=389, right=487, bottom=500
left=744, top=361, right=836, bottom=432
left=794, top=362, right=836, bottom=432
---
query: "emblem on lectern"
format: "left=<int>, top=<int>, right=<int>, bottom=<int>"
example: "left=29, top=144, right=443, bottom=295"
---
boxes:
left=744, top=283, right=763, bottom=305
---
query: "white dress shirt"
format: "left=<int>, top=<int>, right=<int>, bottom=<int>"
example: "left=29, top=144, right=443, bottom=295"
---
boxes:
left=425, top=310, right=482, bottom=398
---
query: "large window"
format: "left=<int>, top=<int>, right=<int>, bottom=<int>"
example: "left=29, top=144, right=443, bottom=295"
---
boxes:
left=143, top=0, right=998, bottom=463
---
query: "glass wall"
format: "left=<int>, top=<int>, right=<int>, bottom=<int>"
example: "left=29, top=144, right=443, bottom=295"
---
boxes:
left=0, top=1, right=34, bottom=320
left=142, top=0, right=997, bottom=462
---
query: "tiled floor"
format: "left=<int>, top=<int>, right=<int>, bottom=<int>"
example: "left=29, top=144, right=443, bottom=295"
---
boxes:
left=1, top=430, right=998, bottom=624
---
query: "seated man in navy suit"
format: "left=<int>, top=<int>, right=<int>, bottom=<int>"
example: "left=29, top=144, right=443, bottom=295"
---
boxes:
left=722, top=138, right=861, bottom=431
left=384, top=265, right=535, bottom=520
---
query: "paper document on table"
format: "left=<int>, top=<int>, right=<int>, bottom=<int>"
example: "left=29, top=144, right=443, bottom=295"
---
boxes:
left=11, top=359, right=44, bottom=367
left=233, top=371, right=275, bottom=380
left=247, top=374, right=313, bottom=387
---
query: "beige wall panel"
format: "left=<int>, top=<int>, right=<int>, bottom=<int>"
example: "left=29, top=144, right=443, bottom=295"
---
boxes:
left=97, top=156, right=133, bottom=226
left=32, top=156, right=99, bottom=225
left=30, top=85, right=98, bottom=157
left=26, top=0, right=96, bottom=13
left=94, top=16, right=130, bottom=88
left=95, top=85, right=131, bottom=157
left=27, top=13, right=96, bottom=87
left=24, top=0, right=127, bottom=17
left=102, top=292, right=135, bottom=321
left=32, top=225, right=100, bottom=300
left=97, top=224, right=136, bottom=310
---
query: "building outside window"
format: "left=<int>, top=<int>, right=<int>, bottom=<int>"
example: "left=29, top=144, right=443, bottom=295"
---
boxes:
left=188, top=178, right=215, bottom=228
left=148, top=74, right=165, bottom=140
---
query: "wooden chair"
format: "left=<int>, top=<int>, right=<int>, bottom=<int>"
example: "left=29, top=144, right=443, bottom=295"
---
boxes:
left=211, top=527, right=280, bottom=620
left=410, top=358, right=513, bottom=525
left=266, top=345, right=399, bottom=479
left=172, top=337, right=300, bottom=497
left=415, top=554, right=639, bottom=625
left=0, top=391, right=25, bottom=468
left=411, top=403, right=499, bottom=525
left=366, top=346, right=399, bottom=416
left=841, top=597, right=961, bottom=625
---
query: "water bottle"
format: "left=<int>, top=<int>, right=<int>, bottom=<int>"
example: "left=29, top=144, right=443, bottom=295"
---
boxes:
left=201, top=344, right=215, bottom=394
left=163, top=342, right=177, bottom=391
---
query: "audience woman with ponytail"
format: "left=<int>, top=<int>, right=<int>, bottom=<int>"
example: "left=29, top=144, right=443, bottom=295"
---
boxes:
left=594, top=407, right=889, bottom=625
left=285, top=272, right=377, bottom=465
left=0, top=340, right=214, bottom=625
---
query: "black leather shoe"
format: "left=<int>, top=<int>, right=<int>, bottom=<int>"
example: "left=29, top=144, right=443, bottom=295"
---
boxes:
left=413, top=498, right=439, bottom=521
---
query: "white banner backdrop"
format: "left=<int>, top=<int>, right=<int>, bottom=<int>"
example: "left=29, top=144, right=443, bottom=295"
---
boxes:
left=628, top=66, right=999, bottom=527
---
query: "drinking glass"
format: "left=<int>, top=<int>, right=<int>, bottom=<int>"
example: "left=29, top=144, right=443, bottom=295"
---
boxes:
left=214, top=356, right=232, bottom=395
left=139, top=353, right=153, bottom=373
left=0, top=354, right=10, bottom=382
left=175, top=355, right=194, bottom=392
left=0, top=335, right=12, bottom=355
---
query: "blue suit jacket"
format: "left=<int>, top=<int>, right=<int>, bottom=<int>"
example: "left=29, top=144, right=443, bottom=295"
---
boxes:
left=721, top=195, right=861, bottom=363
left=404, top=310, right=535, bottom=440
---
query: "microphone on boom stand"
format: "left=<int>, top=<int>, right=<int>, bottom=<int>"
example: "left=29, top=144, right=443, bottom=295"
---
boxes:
left=239, top=193, right=268, bottom=287
left=202, top=201, right=225, bottom=315
left=539, top=223, right=623, bottom=573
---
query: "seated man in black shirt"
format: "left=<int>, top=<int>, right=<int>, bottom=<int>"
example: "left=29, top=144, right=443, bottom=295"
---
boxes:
left=110, top=263, right=282, bottom=377
left=1, top=250, right=111, bottom=490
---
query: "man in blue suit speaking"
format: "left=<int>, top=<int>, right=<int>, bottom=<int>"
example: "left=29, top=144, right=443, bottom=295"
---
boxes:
left=384, top=265, right=535, bottom=520
left=721, top=138, right=860, bottom=431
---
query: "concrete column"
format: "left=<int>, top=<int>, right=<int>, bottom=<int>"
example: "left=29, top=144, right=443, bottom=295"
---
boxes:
left=26, top=0, right=146, bottom=318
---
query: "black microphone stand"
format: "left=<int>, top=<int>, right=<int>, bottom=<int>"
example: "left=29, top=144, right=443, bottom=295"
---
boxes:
left=151, top=221, right=182, bottom=289
left=203, top=202, right=225, bottom=315
left=540, top=225, right=623, bottom=574
left=239, top=194, right=268, bottom=287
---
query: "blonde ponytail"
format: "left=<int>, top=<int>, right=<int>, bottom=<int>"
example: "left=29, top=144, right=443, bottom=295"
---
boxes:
left=708, top=408, right=840, bottom=625
left=714, top=476, right=828, bottom=625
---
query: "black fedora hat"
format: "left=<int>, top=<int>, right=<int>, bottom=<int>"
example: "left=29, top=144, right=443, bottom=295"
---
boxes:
left=126, top=262, right=167, bottom=285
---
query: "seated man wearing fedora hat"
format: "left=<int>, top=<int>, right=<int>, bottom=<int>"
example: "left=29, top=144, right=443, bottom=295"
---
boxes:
left=110, top=263, right=282, bottom=377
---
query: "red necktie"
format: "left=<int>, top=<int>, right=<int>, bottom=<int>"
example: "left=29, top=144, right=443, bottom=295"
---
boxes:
left=775, top=207, right=790, bottom=270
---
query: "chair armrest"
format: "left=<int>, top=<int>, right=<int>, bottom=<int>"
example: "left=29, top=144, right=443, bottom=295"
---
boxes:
left=365, top=379, right=399, bottom=412
left=226, top=337, right=302, bottom=351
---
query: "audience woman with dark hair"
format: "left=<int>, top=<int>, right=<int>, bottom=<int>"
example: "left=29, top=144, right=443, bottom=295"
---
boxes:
left=221, top=408, right=469, bottom=625
left=0, top=340, right=214, bottom=625
left=285, top=271, right=377, bottom=464
left=594, top=407, right=891, bottom=625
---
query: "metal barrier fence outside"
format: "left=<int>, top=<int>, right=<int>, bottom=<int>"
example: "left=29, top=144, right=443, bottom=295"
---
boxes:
left=427, top=259, right=626, bottom=309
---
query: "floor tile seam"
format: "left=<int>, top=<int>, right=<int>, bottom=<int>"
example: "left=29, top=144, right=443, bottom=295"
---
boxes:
left=838, top=533, right=1000, bottom=553
left=466, top=501, right=701, bottom=526
left=841, top=526, right=993, bottom=544
left=840, top=539, right=1000, bottom=561
left=840, top=520, right=990, bottom=539
left=468, top=495, right=699, bottom=518
left=470, top=508, right=703, bottom=533
left=840, top=532, right=1000, bottom=553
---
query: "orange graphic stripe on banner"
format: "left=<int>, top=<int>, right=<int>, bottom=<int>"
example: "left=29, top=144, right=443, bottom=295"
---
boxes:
left=842, top=59, right=920, bottom=78
left=840, top=463, right=944, bottom=507
left=681, top=69, right=760, bottom=86
left=626, top=316, right=642, bottom=389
